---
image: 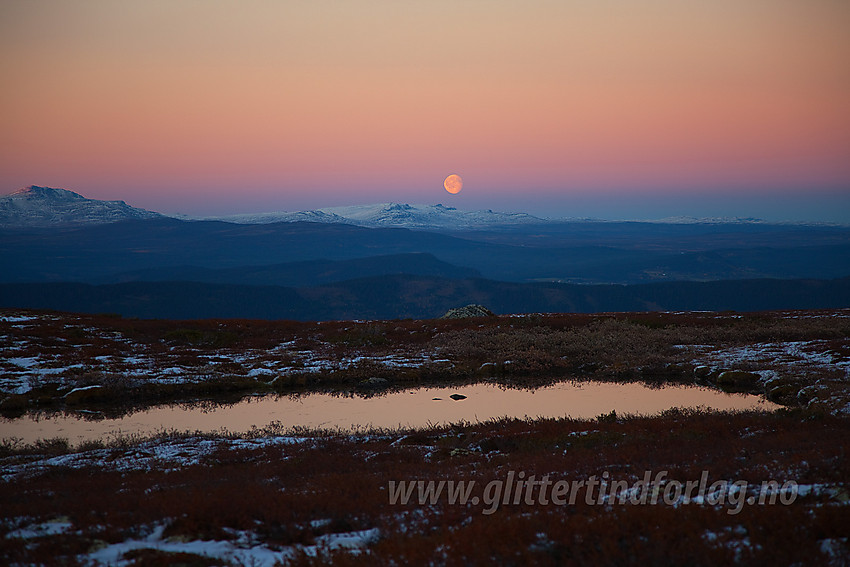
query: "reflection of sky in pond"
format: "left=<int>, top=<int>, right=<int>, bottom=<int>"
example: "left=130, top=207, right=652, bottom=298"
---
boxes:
left=2, top=382, right=779, bottom=445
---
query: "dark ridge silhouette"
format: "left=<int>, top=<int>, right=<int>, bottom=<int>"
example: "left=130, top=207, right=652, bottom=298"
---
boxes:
left=1, top=276, right=847, bottom=321
left=99, top=253, right=481, bottom=286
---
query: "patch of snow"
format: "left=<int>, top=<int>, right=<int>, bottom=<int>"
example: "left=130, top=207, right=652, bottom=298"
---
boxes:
left=7, top=357, right=39, bottom=369
left=248, top=368, right=275, bottom=377
left=310, top=518, right=333, bottom=529
left=307, top=527, right=380, bottom=554
left=793, top=483, right=833, bottom=498
left=1, top=435, right=312, bottom=480
left=65, top=385, right=102, bottom=395
left=82, top=523, right=378, bottom=566
left=819, top=538, right=849, bottom=564
left=701, top=526, right=760, bottom=561
left=695, top=340, right=849, bottom=377
left=5, top=518, right=73, bottom=539
left=0, top=315, right=38, bottom=323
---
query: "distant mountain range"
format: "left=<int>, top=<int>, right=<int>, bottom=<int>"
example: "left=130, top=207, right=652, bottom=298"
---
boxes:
left=0, top=186, right=547, bottom=230
left=4, top=185, right=834, bottom=230
left=1, top=185, right=848, bottom=319
left=198, top=202, right=549, bottom=229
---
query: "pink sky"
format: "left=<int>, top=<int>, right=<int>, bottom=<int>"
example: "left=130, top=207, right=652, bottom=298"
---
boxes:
left=1, top=1, right=848, bottom=220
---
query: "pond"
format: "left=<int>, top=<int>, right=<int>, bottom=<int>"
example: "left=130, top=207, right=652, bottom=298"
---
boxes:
left=1, top=381, right=779, bottom=445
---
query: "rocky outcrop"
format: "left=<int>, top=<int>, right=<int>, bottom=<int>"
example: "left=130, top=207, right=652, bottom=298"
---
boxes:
left=715, top=370, right=761, bottom=390
left=440, top=305, right=495, bottom=319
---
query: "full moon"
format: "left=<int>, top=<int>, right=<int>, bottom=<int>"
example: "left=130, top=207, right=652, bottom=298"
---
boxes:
left=444, top=174, right=463, bottom=194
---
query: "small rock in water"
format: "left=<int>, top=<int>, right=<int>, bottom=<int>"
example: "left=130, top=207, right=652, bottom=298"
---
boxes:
left=432, top=397, right=442, bottom=400
left=449, top=393, right=467, bottom=401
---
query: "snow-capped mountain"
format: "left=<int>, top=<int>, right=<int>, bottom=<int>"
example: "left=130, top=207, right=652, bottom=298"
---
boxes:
left=205, top=203, right=548, bottom=230
left=0, top=186, right=162, bottom=228
left=321, top=203, right=547, bottom=229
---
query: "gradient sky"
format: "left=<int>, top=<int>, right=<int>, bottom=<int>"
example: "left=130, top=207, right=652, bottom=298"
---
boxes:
left=2, top=1, right=849, bottom=220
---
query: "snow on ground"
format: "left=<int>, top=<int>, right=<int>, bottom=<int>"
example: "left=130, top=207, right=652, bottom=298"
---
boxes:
left=684, top=340, right=850, bottom=377
left=0, top=312, right=447, bottom=395
left=7, top=356, right=39, bottom=368
left=5, top=518, right=73, bottom=539
left=82, top=523, right=379, bottom=567
left=701, top=526, right=761, bottom=563
left=248, top=367, right=276, bottom=377
left=708, top=341, right=845, bottom=367
left=2, top=432, right=378, bottom=565
left=0, top=435, right=310, bottom=481
left=0, top=314, right=43, bottom=323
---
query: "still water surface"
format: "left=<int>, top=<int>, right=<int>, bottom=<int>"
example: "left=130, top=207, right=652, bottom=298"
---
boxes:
left=1, top=381, right=778, bottom=445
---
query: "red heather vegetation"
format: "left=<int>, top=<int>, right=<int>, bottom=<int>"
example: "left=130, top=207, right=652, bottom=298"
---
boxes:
left=1, top=410, right=849, bottom=565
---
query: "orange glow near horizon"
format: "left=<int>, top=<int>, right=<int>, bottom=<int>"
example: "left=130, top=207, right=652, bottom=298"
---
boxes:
left=1, top=1, right=848, bottom=218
